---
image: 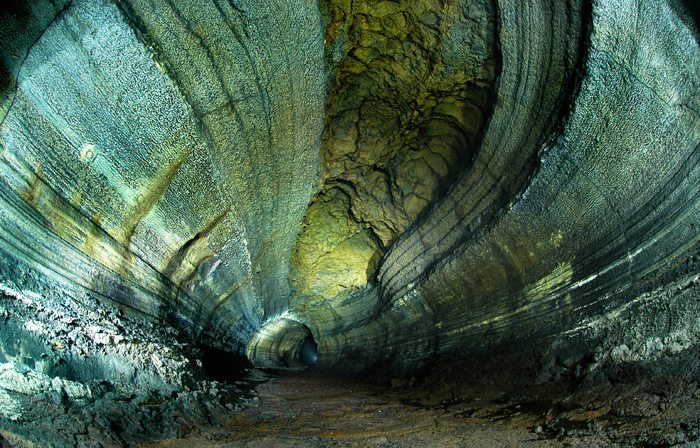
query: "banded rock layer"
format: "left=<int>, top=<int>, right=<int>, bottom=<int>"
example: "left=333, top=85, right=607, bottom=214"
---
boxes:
left=0, top=0, right=698, bottom=377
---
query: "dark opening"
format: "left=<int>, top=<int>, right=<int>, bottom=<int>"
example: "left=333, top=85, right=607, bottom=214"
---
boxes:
left=299, top=334, right=318, bottom=366
left=200, top=345, right=252, bottom=383
left=681, top=0, right=700, bottom=27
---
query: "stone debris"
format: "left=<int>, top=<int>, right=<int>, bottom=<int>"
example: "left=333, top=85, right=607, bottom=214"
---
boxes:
left=0, top=368, right=252, bottom=446
left=0, top=362, right=91, bottom=402
left=0, top=389, right=22, bottom=421
left=0, top=265, right=252, bottom=445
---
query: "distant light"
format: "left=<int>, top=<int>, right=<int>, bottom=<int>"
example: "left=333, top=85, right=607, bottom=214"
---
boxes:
left=299, top=334, right=318, bottom=366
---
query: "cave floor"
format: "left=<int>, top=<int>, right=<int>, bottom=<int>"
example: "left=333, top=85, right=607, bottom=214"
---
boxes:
left=148, top=373, right=603, bottom=448
left=142, top=354, right=700, bottom=448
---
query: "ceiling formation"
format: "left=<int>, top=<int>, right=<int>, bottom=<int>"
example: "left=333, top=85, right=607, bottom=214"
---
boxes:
left=0, top=0, right=698, bottom=376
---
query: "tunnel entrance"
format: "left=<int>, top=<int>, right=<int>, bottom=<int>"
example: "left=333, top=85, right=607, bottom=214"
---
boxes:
left=246, top=317, right=319, bottom=369
left=299, top=334, right=318, bottom=366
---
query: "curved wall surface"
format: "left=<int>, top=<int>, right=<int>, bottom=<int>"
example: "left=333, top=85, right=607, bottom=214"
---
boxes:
left=0, top=0, right=698, bottom=375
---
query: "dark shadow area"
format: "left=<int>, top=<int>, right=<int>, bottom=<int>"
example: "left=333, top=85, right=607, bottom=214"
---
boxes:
left=680, top=0, right=700, bottom=26
left=299, top=334, right=318, bottom=366
left=200, top=345, right=252, bottom=384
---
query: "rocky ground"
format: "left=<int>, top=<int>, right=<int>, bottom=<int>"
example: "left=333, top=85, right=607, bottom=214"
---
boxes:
left=5, top=345, right=697, bottom=447
left=161, top=349, right=700, bottom=448
left=0, top=362, right=265, bottom=447
left=156, top=351, right=700, bottom=448
left=0, top=256, right=260, bottom=447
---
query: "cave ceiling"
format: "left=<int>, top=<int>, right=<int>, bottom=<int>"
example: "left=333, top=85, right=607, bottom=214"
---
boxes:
left=0, top=0, right=698, bottom=374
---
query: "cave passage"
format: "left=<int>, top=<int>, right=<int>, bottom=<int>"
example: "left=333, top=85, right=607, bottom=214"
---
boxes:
left=0, top=0, right=698, bottom=445
left=299, top=334, right=318, bottom=367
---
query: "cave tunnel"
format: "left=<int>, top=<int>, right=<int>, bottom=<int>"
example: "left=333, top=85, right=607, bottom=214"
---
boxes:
left=0, top=0, right=699, bottom=445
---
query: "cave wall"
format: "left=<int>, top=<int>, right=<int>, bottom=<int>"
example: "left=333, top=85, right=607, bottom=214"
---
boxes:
left=0, top=0, right=325, bottom=354
left=312, top=0, right=700, bottom=374
left=0, top=0, right=698, bottom=378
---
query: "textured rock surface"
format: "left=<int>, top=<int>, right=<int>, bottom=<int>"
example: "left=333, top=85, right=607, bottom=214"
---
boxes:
left=309, top=0, right=700, bottom=375
left=319, top=0, right=496, bottom=246
left=281, top=0, right=498, bottom=337
left=0, top=0, right=325, bottom=352
left=0, top=0, right=699, bottom=430
left=0, top=249, right=263, bottom=445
